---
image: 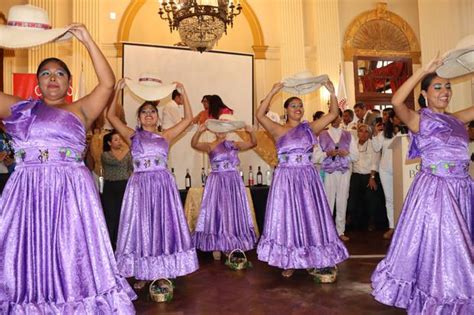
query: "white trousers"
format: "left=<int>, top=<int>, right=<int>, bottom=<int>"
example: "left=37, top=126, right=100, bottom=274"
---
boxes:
left=379, top=169, right=394, bottom=228
left=324, top=170, right=351, bottom=235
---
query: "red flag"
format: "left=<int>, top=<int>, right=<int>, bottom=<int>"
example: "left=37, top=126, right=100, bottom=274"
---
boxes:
left=13, top=73, right=73, bottom=103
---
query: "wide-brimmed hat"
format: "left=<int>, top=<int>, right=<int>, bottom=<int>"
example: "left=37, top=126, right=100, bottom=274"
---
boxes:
left=436, top=34, right=474, bottom=79
left=206, top=114, right=246, bottom=133
left=282, top=71, right=329, bottom=95
left=0, top=5, right=72, bottom=49
left=125, top=73, right=176, bottom=101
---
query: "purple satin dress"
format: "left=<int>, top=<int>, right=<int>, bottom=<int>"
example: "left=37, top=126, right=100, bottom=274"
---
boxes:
left=371, top=108, right=474, bottom=314
left=0, top=99, right=136, bottom=314
left=193, top=140, right=257, bottom=252
left=116, top=129, right=199, bottom=280
left=257, top=122, right=349, bottom=269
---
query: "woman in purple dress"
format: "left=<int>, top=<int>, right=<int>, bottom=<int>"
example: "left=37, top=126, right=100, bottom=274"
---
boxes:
left=0, top=25, right=136, bottom=313
left=107, top=79, right=199, bottom=290
left=371, top=56, right=474, bottom=314
left=191, top=123, right=257, bottom=260
left=256, top=81, right=349, bottom=278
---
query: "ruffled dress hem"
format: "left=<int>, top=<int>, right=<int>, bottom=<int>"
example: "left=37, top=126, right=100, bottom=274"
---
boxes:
left=371, top=262, right=474, bottom=314
left=0, top=278, right=136, bottom=314
left=117, top=248, right=199, bottom=280
left=193, top=231, right=257, bottom=252
left=257, top=236, right=349, bottom=269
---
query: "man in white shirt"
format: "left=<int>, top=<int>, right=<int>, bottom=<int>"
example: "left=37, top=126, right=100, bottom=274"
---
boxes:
left=346, top=124, right=385, bottom=231
left=161, top=89, right=183, bottom=130
left=316, top=110, right=359, bottom=241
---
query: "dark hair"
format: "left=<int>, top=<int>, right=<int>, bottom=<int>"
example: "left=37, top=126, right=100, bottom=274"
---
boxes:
left=469, top=121, right=474, bottom=129
left=343, top=109, right=354, bottom=119
left=36, top=57, right=71, bottom=80
left=103, top=130, right=120, bottom=151
left=353, top=102, right=366, bottom=110
left=208, top=95, right=233, bottom=119
left=383, top=107, right=394, bottom=114
left=383, top=108, right=396, bottom=139
left=283, top=97, right=302, bottom=109
left=312, top=111, right=325, bottom=121
left=172, top=89, right=181, bottom=100
left=418, top=72, right=438, bottom=108
left=201, top=95, right=211, bottom=103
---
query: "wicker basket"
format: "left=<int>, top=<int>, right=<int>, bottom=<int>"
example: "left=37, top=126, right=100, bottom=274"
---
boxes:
left=149, top=278, right=174, bottom=302
left=309, top=267, right=338, bottom=283
left=225, top=249, right=252, bottom=270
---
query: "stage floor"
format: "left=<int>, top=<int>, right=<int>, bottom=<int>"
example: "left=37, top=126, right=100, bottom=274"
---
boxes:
left=132, top=230, right=403, bottom=314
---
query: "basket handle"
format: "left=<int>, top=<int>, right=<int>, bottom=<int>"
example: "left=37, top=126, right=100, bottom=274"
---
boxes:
left=149, top=278, right=173, bottom=296
left=228, top=248, right=247, bottom=261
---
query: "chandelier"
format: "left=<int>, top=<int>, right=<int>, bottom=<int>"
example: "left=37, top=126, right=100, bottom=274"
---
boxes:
left=158, top=0, right=242, bottom=53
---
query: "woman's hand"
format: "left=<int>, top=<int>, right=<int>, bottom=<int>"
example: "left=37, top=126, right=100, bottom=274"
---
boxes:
left=270, top=82, right=284, bottom=94
left=198, top=123, right=207, bottom=133
left=173, top=82, right=184, bottom=90
left=423, top=52, right=443, bottom=73
left=68, top=24, right=92, bottom=44
left=323, top=79, right=335, bottom=95
left=115, top=78, right=126, bottom=90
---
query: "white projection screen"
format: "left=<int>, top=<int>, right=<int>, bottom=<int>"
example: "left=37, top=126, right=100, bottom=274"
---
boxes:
left=122, top=43, right=254, bottom=189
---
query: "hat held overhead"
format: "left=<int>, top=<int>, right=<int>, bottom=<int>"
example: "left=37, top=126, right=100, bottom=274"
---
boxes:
left=0, top=4, right=72, bottom=49
left=436, top=34, right=474, bottom=79
left=125, top=73, right=176, bottom=101
left=206, top=114, right=246, bottom=133
left=282, top=71, right=329, bottom=95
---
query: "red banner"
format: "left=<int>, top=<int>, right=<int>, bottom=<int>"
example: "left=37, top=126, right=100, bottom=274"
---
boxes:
left=13, top=73, right=73, bottom=103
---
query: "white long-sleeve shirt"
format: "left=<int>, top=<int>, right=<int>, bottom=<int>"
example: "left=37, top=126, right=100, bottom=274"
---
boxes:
left=161, top=100, right=182, bottom=130
left=372, top=133, right=395, bottom=174
left=352, top=139, right=379, bottom=174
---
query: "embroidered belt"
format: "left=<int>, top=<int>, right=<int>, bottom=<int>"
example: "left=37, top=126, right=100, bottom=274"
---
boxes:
left=278, top=152, right=313, bottom=166
left=15, top=147, right=84, bottom=165
left=421, top=161, right=469, bottom=178
left=210, top=161, right=237, bottom=172
left=133, top=155, right=168, bottom=172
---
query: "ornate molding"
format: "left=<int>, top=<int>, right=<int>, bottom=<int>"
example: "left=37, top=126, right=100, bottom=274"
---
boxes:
left=343, top=2, right=421, bottom=63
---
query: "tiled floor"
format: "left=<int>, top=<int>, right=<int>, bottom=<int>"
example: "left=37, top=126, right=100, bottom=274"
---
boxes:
left=132, top=230, right=404, bottom=314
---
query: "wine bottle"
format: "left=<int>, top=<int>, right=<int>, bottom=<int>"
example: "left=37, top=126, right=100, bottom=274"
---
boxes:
left=248, top=166, right=254, bottom=186
left=201, top=167, right=206, bottom=187
left=185, top=168, right=191, bottom=189
left=239, top=168, right=244, bottom=182
left=171, top=167, right=176, bottom=181
left=256, top=166, right=263, bottom=185
left=265, top=168, right=272, bottom=186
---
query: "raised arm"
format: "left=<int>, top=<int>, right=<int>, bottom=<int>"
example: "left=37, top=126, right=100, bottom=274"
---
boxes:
left=162, top=83, right=193, bottom=142
left=309, top=80, right=338, bottom=134
left=106, top=79, right=134, bottom=144
left=190, top=124, right=211, bottom=153
left=391, top=55, right=443, bottom=133
left=69, top=24, right=115, bottom=129
left=235, top=125, right=257, bottom=151
left=0, top=92, right=22, bottom=119
left=256, top=82, right=287, bottom=139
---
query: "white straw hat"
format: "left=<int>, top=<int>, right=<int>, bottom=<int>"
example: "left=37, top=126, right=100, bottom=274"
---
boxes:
left=206, top=114, right=246, bottom=133
left=282, top=71, right=329, bottom=95
left=0, top=5, right=72, bottom=49
left=125, top=73, right=176, bottom=101
left=436, top=34, right=474, bottom=79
